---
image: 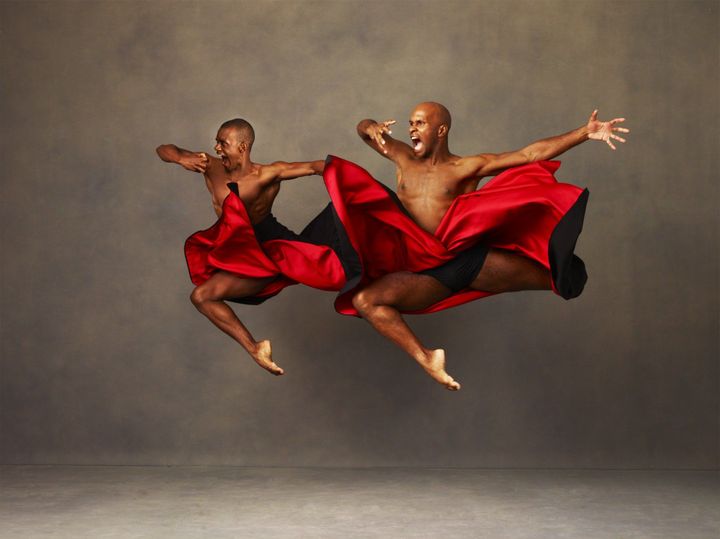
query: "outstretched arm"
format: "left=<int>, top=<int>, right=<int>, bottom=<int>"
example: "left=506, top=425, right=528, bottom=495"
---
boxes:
left=357, top=118, right=414, bottom=161
left=156, top=144, right=211, bottom=173
left=464, top=110, right=630, bottom=177
left=264, top=160, right=326, bottom=182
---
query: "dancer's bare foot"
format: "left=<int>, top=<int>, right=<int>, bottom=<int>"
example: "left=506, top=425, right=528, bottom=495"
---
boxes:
left=251, top=340, right=284, bottom=376
left=417, top=349, right=460, bottom=390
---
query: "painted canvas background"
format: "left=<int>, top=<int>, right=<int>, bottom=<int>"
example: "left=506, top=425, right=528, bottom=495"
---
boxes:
left=1, top=0, right=717, bottom=468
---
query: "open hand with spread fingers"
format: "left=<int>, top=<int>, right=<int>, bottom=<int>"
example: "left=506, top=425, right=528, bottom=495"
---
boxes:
left=586, top=109, right=630, bottom=150
left=365, top=119, right=396, bottom=153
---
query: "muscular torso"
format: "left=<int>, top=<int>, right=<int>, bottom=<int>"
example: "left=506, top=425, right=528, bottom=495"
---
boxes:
left=395, top=156, right=481, bottom=234
left=203, top=158, right=280, bottom=223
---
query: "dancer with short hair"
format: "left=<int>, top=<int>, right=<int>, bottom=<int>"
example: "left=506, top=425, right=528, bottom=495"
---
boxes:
left=158, top=119, right=350, bottom=375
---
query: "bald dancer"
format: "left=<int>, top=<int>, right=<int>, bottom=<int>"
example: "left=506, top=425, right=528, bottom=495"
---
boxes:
left=157, top=119, right=325, bottom=376
left=354, top=103, right=629, bottom=390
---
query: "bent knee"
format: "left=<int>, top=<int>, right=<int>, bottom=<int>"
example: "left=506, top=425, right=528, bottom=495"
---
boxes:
left=351, top=289, right=373, bottom=315
left=190, top=285, right=212, bottom=308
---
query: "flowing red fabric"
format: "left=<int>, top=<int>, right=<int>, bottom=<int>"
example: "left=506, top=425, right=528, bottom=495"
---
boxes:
left=184, top=156, right=588, bottom=315
left=184, top=190, right=347, bottom=303
left=323, top=156, right=588, bottom=316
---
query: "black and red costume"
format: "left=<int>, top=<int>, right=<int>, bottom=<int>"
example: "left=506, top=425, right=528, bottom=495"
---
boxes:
left=184, top=156, right=589, bottom=315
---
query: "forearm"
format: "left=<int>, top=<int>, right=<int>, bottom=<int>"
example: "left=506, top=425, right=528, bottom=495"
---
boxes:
left=156, top=144, right=190, bottom=164
left=291, top=160, right=325, bottom=176
left=523, top=125, right=590, bottom=162
left=310, top=159, right=325, bottom=175
left=294, top=160, right=324, bottom=177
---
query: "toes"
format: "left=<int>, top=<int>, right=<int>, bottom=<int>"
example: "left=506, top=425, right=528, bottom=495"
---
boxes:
left=267, top=365, right=284, bottom=376
left=446, top=379, right=461, bottom=391
left=269, top=363, right=284, bottom=375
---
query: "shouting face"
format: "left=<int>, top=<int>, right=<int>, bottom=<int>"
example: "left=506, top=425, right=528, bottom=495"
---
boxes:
left=214, top=127, right=246, bottom=171
left=408, top=102, right=451, bottom=157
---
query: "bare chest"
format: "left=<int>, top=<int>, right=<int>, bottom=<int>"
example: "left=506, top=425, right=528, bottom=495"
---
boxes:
left=205, top=169, right=275, bottom=220
left=205, top=168, right=254, bottom=198
left=395, top=163, right=480, bottom=233
left=396, top=164, right=472, bottom=205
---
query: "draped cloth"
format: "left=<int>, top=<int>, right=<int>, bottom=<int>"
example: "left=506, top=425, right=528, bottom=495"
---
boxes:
left=322, top=156, right=588, bottom=316
left=184, top=156, right=588, bottom=316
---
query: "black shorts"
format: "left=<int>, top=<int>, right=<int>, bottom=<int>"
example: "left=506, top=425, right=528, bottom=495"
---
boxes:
left=254, top=207, right=361, bottom=282
left=419, top=243, right=490, bottom=293
left=252, top=207, right=361, bottom=291
left=253, top=213, right=303, bottom=242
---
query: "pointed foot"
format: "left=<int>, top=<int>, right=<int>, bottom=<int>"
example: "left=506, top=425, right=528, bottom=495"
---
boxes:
left=418, top=349, right=460, bottom=391
left=252, top=340, right=284, bottom=376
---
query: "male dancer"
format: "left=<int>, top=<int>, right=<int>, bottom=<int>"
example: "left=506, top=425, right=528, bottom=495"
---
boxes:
left=352, top=103, right=629, bottom=390
left=157, top=119, right=331, bottom=376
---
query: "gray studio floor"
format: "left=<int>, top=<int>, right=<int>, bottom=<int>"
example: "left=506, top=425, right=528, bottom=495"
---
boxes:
left=1, top=466, right=718, bottom=539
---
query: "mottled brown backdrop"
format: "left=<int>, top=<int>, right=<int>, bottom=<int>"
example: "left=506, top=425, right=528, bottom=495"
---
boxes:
left=1, top=0, right=717, bottom=468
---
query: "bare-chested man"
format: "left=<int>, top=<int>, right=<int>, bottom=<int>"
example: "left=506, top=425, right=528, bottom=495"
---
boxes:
left=157, top=118, right=325, bottom=376
left=353, top=103, right=629, bottom=390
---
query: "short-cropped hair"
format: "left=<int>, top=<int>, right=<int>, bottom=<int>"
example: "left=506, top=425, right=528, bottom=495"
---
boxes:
left=220, top=118, right=255, bottom=147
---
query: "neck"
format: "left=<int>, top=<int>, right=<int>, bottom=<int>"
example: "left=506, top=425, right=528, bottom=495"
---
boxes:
left=425, top=141, right=451, bottom=166
left=229, top=153, right=254, bottom=176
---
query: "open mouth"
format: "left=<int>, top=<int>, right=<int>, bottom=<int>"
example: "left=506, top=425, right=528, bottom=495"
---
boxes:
left=410, top=136, right=423, bottom=152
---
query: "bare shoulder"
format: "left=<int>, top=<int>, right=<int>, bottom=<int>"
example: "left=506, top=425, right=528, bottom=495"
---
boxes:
left=393, top=145, right=415, bottom=165
left=254, top=162, right=278, bottom=183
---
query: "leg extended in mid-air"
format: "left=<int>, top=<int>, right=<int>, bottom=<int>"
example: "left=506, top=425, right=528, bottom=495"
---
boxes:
left=352, top=248, right=551, bottom=390
left=190, top=271, right=283, bottom=375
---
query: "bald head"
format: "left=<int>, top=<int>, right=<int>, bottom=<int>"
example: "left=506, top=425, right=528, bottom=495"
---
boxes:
left=408, top=102, right=454, bottom=157
left=219, top=118, right=255, bottom=149
left=413, top=102, right=452, bottom=132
